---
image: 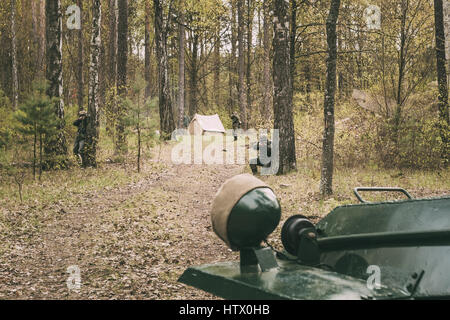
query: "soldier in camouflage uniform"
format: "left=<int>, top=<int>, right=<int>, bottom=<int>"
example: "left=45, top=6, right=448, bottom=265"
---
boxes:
left=250, top=138, right=272, bottom=175
left=73, top=110, right=89, bottom=163
left=231, top=113, right=241, bottom=141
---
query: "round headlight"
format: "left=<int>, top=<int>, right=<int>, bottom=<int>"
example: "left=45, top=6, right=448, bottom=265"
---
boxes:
left=211, top=174, right=281, bottom=251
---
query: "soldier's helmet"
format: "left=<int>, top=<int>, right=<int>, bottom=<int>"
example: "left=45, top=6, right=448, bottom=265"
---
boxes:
left=78, top=110, right=88, bottom=117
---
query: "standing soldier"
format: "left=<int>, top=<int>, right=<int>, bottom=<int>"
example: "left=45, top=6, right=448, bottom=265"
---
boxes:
left=73, top=110, right=89, bottom=164
left=231, top=112, right=241, bottom=141
left=183, top=114, right=191, bottom=129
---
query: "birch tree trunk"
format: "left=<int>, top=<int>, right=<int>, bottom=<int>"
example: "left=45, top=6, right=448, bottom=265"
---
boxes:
left=85, top=0, right=102, bottom=168
left=273, top=0, right=297, bottom=175
left=45, top=0, right=68, bottom=168
left=154, top=0, right=176, bottom=138
left=434, top=0, right=450, bottom=166
left=319, top=0, right=340, bottom=196
left=11, top=0, right=19, bottom=110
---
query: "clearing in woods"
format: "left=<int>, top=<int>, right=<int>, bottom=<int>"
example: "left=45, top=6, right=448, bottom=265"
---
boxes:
left=0, top=143, right=449, bottom=299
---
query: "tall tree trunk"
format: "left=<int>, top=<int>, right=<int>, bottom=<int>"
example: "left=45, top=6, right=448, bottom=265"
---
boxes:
left=106, top=0, right=117, bottom=138
left=214, top=27, right=221, bottom=108
left=154, top=0, right=176, bottom=138
left=32, top=0, right=42, bottom=79
left=85, top=0, right=102, bottom=168
left=273, top=0, right=297, bottom=174
left=116, top=0, right=128, bottom=154
left=246, top=0, right=253, bottom=128
left=45, top=0, right=68, bottom=168
left=263, top=0, right=272, bottom=117
left=178, top=0, right=185, bottom=127
left=319, top=0, right=340, bottom=196
left=289, top=0, right=297, bottom=105
left=395, top=0, right=408, bottom=126
left=109, top=0, right=118, bottom=87
left=238, top=0, right=246, bottom=128
left=303, top=35, right=312, bottom=100
left=228, top=0, right=238, bottom=114
left=189, top=32, right=199, bottom=117
left=38, top=0, right=46, bottom=78
left=145, top=0, right=153, bottom=100
left=200, top=38, right=210, bottom=109
left=11, top=0, right=19, bottom=110
left=77, top=0, right=84, bottom=111
left=32, top=0, right=38, bottom=46
left=99, top=1, right=107, bottom=119
left=434, top=0, right=450, bottom=166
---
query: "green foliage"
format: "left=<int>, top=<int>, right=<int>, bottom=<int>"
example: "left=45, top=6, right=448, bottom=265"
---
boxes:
left=15, top=81, right=59, bottom=139
left=0, top=90, right=13, bottom=151
left=122, top=76, right=159, bottom=170
left=104, top=86, right=121, bottom=140
left=14, top=80, right=60, bottom=179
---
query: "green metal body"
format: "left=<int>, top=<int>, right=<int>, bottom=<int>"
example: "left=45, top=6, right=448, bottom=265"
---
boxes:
left=179, top=196, right=450, bottom=300
left=317, top=196, right=450, bottom=298
left=179, top=260, right=409, bottom=300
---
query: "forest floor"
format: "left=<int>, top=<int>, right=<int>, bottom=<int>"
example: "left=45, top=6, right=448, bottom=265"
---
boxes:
left=0, top=142, right=449, bottom=300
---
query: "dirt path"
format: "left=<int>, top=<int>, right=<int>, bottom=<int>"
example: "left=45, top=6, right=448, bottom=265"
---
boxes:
left=0, top=145, right=244, bottom=299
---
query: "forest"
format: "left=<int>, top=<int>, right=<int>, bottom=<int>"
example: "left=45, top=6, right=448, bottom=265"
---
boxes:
left=0, top=0, right=449, bottom=300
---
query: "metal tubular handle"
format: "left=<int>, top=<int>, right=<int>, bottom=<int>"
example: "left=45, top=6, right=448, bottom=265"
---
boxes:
left=318, top=229, right=450, bottom=252
left=353, top=187, right=413, bottom=203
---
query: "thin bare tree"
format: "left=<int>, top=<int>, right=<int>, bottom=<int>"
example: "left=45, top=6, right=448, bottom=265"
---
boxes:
left=320, top=0, right=340, bottom=196
left=434, top=0, right=450, bottom=166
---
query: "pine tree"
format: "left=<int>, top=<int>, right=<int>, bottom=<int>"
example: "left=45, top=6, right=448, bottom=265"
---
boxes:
left=124, top=76, right=157, bottom=173
left=15, top=81, right=59, bottom=181
left=0, top=91, right=13, bottom=151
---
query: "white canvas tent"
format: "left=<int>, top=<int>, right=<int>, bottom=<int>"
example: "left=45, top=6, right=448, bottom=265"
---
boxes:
left=188, top=114, right=226, bottom=136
